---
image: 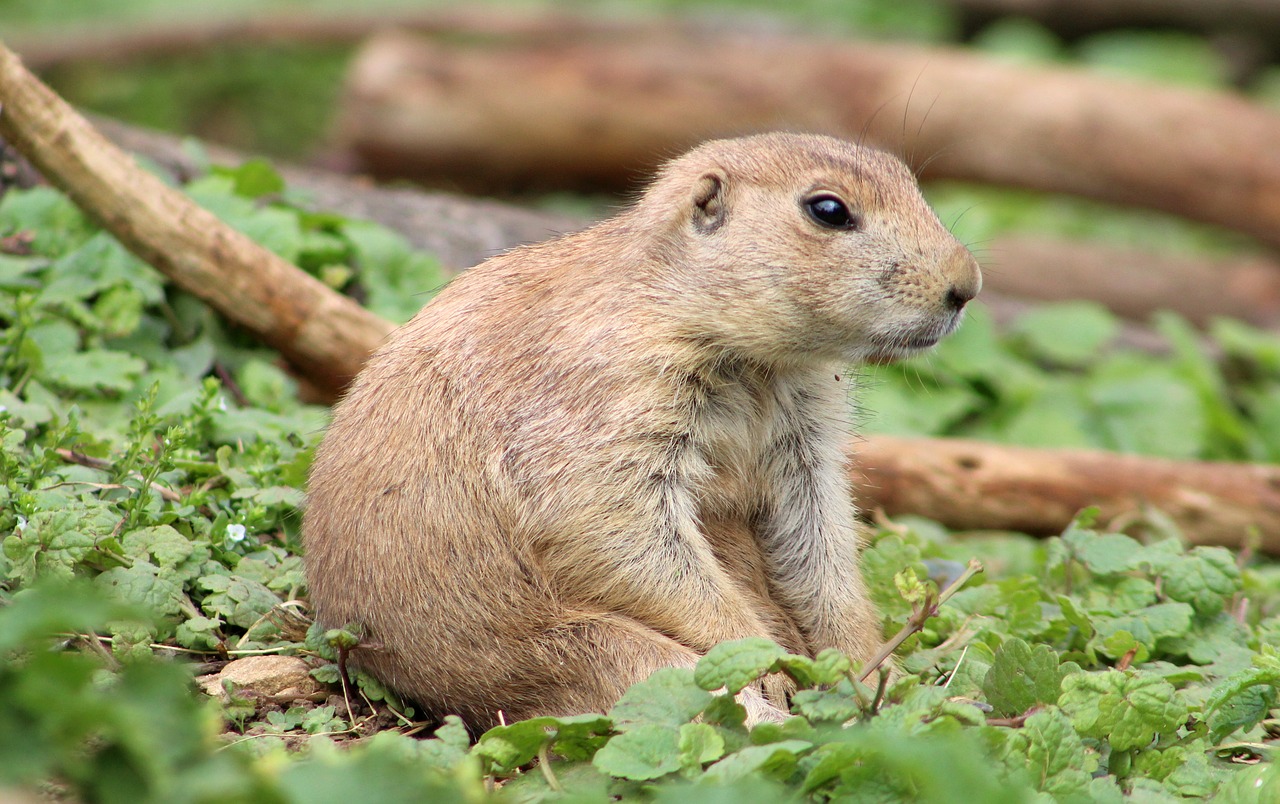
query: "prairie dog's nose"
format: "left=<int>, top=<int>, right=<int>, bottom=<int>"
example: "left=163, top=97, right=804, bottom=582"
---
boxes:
left=944, top=251, right=982, bottom=311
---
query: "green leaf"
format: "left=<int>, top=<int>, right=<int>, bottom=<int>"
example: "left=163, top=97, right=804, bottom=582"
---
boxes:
left=1092, top=602, right=1194, bottom=660
left=775, top=648, right=851, bottom=689
left=790, top=679, right=865, bottom=724
left=1133, top=741, right=1218, bottom=798
left=0, top=185, right=94, bottom=256
left=1010, top=301, right=1119, bottom=367
left=474, top=718, right=556, bottom=772
left=677, top=723, right=726, bottom=772
left=212, top=159, right=285, bottom=199
left=1160, top=547, right=1242, bottom=616
left=591, top=723, right=681, bottom=781
left=999, top=707, right=1094, bottom=798
left=42, top=349, right=147, bottom=394
left=1058, top=670, right=1188, bottom=751
left=120, top=526, right=195, bottom=568
left=1203, top=665, right=1280, bottom=744
left=694, top=638, right=787, bottom=694
left=983, top=637, right=1079, bottom=717
left=608, top=667, right=712, bottom=731
left=345, top=221, right=448, bottom=324
left=197, top=574, right=280, bottom=629
left=40, top=231, right=164, bottom=305
left=697, top=740, right=811, bottom=786
left=473, top=714, right=611, bottom=773
left=4, top=507, right=115, bottom=584
left=1076, top=532, right=1146, bottom=576
left=95, top=561, right=186, bottom=619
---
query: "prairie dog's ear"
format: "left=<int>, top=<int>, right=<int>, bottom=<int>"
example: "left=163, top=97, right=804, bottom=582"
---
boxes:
left=691, top=170, right=727, bottom=233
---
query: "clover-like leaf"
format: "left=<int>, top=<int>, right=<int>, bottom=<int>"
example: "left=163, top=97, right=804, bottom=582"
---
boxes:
left=1059, top=670, right=1188, bottom=751
left=42, top=349, right=147, bottom=394
left=694, top=638, right=786, bottom=694
left=121, top=525, right=194, bottom=569
left=197, top=573, right=280, bottom=629
left=609, top=667, right=712, bottom=730
left=591, top=723, right=681, bottom=781
left=677, top=723, right=726, bottom=773
left=1077, top=532, right=1146, bottom=576
left=1000, top=708, right=1094, bottom=799
left=473, top=717, right=559, bottom=772
left=790, top=679, right=865, bottom=723
left=1202, top=665, right=1280, bottom=744
left=696, top=740, right=812, bottom=786
left=1160, top=547, right=1242, bottom=616
left=95, top=561, right=186, bottom=619
left=983, top=637, right=1079, bottom=717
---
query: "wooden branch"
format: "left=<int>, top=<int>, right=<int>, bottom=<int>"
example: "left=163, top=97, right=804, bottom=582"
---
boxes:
left=850, top=436, right=1280, bottom=553
left=335, top=30, right=1280, bottom=249
left=0, top=41, right=392, bottom=397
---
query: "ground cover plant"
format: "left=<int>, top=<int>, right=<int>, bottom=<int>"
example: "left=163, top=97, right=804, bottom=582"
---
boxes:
left=1, top=155, right=1279, bottom=801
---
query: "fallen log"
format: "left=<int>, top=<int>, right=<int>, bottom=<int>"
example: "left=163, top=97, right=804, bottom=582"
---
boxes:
left=851, top=435, right=1280, bottom=553
left=1, top=45, right=1274, bottom=550
left=336, top=30, right=1280, bottom=250
left=981, top=235, right=1280, bottom=328
left=0, top=41, right=391, bottom=397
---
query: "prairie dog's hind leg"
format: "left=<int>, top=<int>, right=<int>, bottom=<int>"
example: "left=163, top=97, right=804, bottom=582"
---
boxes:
left=480, top=613, right=786, bottom=729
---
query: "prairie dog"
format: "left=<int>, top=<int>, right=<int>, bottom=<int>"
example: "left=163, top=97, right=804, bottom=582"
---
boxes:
left=303, top=132, right=980, bottom=729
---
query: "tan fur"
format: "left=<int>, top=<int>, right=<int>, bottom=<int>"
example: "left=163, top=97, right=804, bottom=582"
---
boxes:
left=303, top=133, right=981, bottom=730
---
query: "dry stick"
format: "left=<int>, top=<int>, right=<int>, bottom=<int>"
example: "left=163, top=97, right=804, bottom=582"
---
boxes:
left=0, top=41, right=393, bottom=398
left=337, top=30, right=1280, bottom=248
left=858, top=559, right=984, bottom=683
left=55, top=448, right=183, bottom=503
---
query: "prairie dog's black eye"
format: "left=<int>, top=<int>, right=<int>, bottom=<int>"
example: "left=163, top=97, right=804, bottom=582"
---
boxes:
left=804, top=195, right=860, bottom=230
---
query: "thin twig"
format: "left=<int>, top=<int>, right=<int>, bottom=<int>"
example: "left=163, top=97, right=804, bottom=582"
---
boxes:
left=986, top=709, right=1037, bottom=729
left=54, top=448, right=183, bottom=502
left=336, top=644, right=356, bottom=728
left=858, top=559, right=984, bottom=683
left=942, top=645, right=970, bottom=690
left=870, top=668, right=889, bottom=715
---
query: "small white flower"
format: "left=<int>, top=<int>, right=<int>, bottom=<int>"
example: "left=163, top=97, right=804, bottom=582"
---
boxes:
left=217, top=396, right=228, bottom=412
left=225, top=523, right=247, bottom=543
left=15, top=515, right=26, bottom=533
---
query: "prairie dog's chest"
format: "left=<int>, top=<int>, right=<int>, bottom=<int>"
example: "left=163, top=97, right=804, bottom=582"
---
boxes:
left=692, top=372, right=814, bottom=519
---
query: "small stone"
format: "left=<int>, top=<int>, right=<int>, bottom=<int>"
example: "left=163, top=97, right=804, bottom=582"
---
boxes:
left=198, top=655, right=322, bottom=701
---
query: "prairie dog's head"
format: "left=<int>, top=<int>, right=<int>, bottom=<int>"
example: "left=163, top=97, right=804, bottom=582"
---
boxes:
left=636, top=132, right=981, bottom=365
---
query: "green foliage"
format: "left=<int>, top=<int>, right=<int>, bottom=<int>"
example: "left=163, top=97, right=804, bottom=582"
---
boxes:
left=860, top=302, right=1280, bottom=462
